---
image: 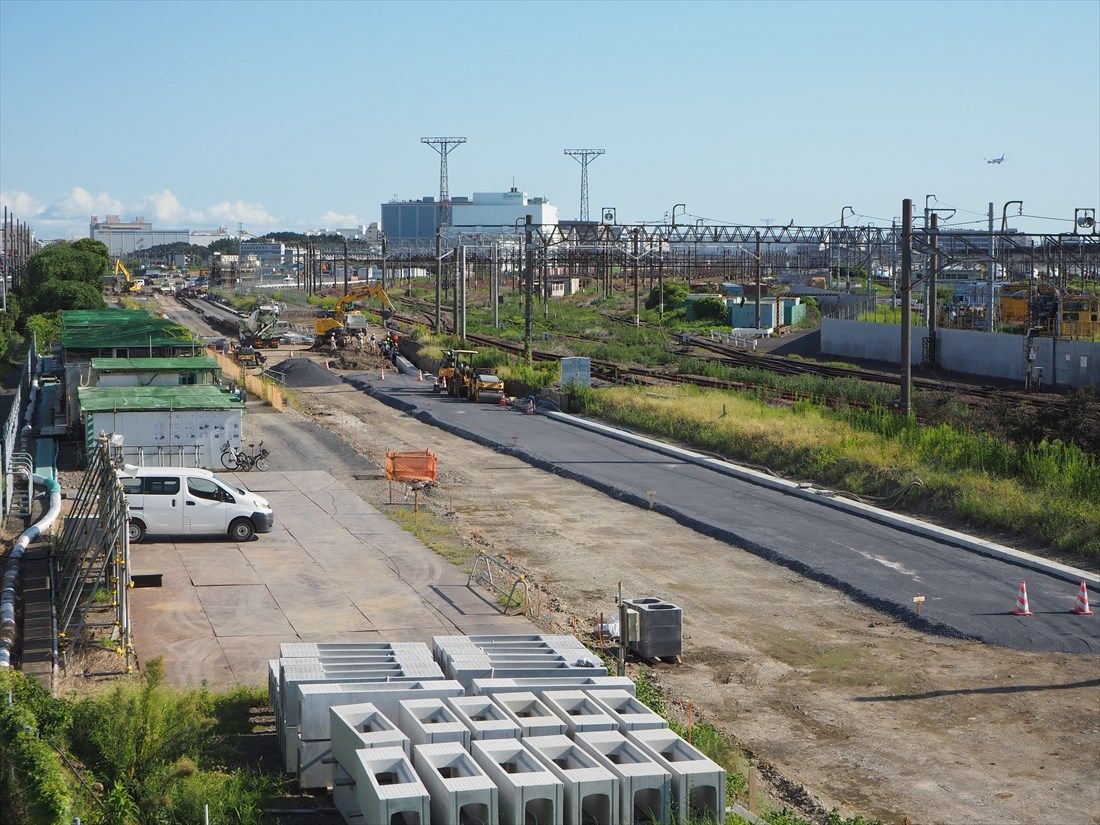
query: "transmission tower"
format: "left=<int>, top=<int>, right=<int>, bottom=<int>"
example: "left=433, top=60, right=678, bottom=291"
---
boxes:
left=564, top=148, right=605, bottom=221
left=421, top=137, right=467, bottom=229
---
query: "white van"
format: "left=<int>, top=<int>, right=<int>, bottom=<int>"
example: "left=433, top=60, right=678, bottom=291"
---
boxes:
left=120, top=467, right=275, bottom=543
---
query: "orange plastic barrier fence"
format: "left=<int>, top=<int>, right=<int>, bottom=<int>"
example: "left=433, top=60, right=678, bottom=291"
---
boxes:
left=385, top=450, right=438, bottom=483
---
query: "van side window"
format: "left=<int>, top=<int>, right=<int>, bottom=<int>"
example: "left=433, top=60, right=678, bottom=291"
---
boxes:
left=121, top=479, right=142, bottom=495
left=144, top=477, right=180, bottom=495
left=187, top=478, right=223, bottom=502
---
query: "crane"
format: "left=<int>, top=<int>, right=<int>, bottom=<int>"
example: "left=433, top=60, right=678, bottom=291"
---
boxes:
left=313, top=283, right=395, bottom=347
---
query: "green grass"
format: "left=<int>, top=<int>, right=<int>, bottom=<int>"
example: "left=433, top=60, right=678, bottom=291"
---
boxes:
left=390, top=507, right=472, bottom=566
left=570, top=384, right=1100, bottom=558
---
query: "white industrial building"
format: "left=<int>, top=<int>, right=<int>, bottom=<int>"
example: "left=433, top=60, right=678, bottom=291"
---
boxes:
left=90, top=215, right=234, bottom=256
left=382, top=189, right=558, bottom=242
left=241, top=240, right=289, bottom=268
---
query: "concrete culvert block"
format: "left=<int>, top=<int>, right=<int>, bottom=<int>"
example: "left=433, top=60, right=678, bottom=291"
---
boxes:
left=412, top=742, right=499, bottom=825
left=627, top=728, right=726, bottom=824
left=350, top=746, right=431, bottom=825
left=330, top=703, right=409, bottom=773
left=523, top=734, right=619, bottom=825
left=471, top=675, right=636, bottom=697
left=470, top=738, right=565, bottom=825
left=586, top=690, right=668, bottom=733
left=398, top=698, right=472, bottom=749
left=446, top=695, right=522, bottom=741
left=575, top=730, right=672, bottom=825
left=491, top=691, right=568, bottom=737
left=540, top=690, right=620, bottom=736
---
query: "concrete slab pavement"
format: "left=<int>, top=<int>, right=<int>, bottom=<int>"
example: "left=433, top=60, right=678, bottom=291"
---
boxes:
left=129, top=470, right=534, bottom=686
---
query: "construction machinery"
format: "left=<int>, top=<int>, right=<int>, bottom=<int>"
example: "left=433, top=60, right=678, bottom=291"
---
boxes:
left=313, top=283, right=394, bottom=348
left=112, top=259, right=143, bottom=294
left=232, top=346, right=264, bottom=368
left=435, top=350, right=505, bottom=402
left=239, top=302, right=282, bottom=349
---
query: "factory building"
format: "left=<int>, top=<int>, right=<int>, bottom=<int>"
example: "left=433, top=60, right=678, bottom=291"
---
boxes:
left=381, top=189, right=558, bottom=242
left=240, top=240, right=289, bottom=268
left=90, top=215, right=234, bottom=256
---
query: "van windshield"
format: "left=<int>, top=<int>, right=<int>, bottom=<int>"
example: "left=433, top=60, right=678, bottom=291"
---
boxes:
left=214, top=474, right=248, bottom=496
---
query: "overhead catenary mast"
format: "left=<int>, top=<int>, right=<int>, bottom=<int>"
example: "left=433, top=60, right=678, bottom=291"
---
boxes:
left=564, top=148, right=606, bottom=221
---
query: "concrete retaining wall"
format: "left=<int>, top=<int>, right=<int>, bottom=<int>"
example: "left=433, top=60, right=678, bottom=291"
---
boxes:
left=821, top=317, right=1100, bottom=388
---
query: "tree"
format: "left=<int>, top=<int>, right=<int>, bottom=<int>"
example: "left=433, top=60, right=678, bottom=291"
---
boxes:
left=20, top=243, right=108, bottom=316
left=208, top=238, right=240, bottom=255
left=70, top=237, right=110, bottom=268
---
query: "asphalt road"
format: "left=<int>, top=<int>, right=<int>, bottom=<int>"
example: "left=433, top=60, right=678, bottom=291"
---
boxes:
left=352, top=372, right=1099, bottom=654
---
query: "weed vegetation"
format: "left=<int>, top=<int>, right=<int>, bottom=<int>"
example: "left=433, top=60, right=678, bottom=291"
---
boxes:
left=571, top=384, right=1100, bottom=558
left=1, top=660, right=272, bottom=825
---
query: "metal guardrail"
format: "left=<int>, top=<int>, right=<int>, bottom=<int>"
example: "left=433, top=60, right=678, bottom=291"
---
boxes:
left=467, top=552, right=532, bottom=616
left=2, top=341, right=34, bottom=516
left=113, top=444, right=201, bottom=468
left=54, top=439, right=131, bottom=671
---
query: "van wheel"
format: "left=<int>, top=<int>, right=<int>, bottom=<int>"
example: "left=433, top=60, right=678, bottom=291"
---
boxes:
left=127, top=519, right=146, bottom=544
left=229, top=518, right=255, bottom=542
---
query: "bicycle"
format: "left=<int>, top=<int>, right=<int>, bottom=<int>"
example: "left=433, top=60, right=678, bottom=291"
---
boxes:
left=221, top=441, right=270, bottom=471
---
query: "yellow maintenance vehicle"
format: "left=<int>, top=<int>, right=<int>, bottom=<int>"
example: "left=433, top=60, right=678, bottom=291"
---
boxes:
left=434, top=349, right=476, bottom=394
left=435, top=350, right=504, bottom=402
left=313, top=283, right=394, bottom=348
left=112, top=259, right=143, bottom=294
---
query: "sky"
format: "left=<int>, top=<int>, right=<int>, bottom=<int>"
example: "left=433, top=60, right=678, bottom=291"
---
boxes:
left=1, top=0, right=1098, bottom=239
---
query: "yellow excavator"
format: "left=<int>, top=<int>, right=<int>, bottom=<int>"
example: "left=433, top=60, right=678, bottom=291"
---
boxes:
left=113, top=259, right=143, bottom=294
left=313, top=283, right=395, bottom=347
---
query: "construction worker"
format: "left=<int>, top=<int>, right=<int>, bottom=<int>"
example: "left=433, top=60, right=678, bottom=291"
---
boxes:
left=328, top=332, right=338, bottom=353
left=356, top=331, right=365, bottom=353
left=368, top=333, right=377, bottom=354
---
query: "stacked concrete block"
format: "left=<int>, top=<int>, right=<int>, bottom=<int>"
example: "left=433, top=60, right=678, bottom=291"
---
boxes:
left=523, top=734, right=620, bottom=825
left=492, top=691, right=568, bottom=737
left=541, top=690, right=620, bottom=737
left=628, top=728, right=726, bottom=824
left=398, top=698, right=472, bottom=750
left=445, top=695, right=522, bottom=741
left=576, top=730, right=672, bottom=825
left=329, top=704, right=409, bottom=816
left=587, top=689, right=669, bottom=733
left=412, top=742, right=499, bottom=825
left=433, top=633, right=607, bottom=690
left=471, top=675, right=636, bottom=697
left=342, top=746, right=431, bottom=825
left=295, top=680, right=465, bottom=786
left=621, top=598, right=683, bottom=659
left=471, top=738, right=565, bottom=825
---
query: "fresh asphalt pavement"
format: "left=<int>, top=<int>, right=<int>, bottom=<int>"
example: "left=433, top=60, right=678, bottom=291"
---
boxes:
left=351, top=371, right=1100, bottom=654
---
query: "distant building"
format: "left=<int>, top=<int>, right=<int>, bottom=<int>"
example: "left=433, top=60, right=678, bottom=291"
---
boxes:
left=90, top=215, right=189, bottom=257
left=240, top=241, right=288, bottom=268
left=332, top=223, right=382, bottom=242
left=381, top=189, right=558, bottom=242
left=189, top=227, right=232, bottom=246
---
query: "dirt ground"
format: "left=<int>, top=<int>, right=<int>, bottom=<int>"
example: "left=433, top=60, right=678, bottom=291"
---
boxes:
left=277, top=344, right=1100, bottom=825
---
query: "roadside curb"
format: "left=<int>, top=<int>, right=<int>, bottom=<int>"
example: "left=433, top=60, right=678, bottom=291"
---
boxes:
left=544, top=410, right=1100, bottom=587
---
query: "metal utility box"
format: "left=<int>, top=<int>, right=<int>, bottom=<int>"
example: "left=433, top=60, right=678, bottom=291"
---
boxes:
left=621, top=598, right=682, bottom=659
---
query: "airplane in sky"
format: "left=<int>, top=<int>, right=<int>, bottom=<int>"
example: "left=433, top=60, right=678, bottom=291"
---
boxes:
left=985, top=154, right=1006, bottom=164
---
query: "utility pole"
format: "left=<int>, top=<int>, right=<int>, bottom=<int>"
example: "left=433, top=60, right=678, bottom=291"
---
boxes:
left=900, top=199, right=913, bottom=416
left=523, top=215, right=533, bottom=363
left=926, top=212, right=939, bottom=367
left=421, top=137, right=467, bottom=230
left=434, top=229, right=443, bottom=333
left=657, top=244, right=665, bottom=322
left=632, top=229, right=640, bottom=327
left=458, top=244, right=467, bottom=341
left=754, top=231, right=762, bottom=329
left=491, top=241, right=500, bottom=329
left=380, top=233, right=388, bottom=290
left=987, top=202, right=996, bottom=332
left=563, top=149, right=606, bottom=221
left=452, top=245, right=460, bottom=334
left=342, top=237, right=349, bottom=296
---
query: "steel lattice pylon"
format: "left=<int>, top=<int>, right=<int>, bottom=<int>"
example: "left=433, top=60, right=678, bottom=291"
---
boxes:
left=564, top=148, right=605, bottom=221
left=421, top=137, right=467, bottom=229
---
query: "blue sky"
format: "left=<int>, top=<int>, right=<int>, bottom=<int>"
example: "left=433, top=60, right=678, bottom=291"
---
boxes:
left=1, top=0, right=1097, bottom=238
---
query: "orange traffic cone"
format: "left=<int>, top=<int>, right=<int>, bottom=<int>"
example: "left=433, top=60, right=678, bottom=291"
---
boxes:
left=417, top=370, right=424, bottom=382
left=1011, top=580, right=1032, bottom=616
left=379, top=367, right=385, bottom=380
left=498, top=393, right=508, bottom=408
left=441, top=376, right=447, bottom=390
left=1073, top=580, right=1094, bottom=616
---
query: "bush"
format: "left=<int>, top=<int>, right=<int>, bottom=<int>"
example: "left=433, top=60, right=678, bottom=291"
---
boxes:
left=26, top=313, right=61, bottom=353
left=644, top=281, right=689, bottom=311
left=691, top=296, right=729, bottom=324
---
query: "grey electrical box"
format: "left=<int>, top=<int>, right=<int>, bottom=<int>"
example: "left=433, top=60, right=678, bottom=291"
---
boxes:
left=621, top=598, right=682, bottom=659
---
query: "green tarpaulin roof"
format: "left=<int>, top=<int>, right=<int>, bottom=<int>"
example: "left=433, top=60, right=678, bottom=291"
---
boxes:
left=90, top=356, right=219, bottom=372
left=61, top=309, right=196, bottom=350
left=77, top=386, right=243, bottom=413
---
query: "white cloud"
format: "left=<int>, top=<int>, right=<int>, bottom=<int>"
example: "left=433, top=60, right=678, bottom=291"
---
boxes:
left=320, top=210, right=361, bottom=227
left=206, top=200, right=278, bottom=228
left=0, top=190, right=44, bottom=216
left=40, top=186, right=124, bottom=219
left=4, top=187, right=282, bottom=238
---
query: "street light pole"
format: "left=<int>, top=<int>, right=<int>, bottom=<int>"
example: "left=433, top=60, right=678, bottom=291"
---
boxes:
left=900, top=198, right=913, bottom=416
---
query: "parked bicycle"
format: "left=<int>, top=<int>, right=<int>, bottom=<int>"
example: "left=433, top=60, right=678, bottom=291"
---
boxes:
left=220, top=440, right=270, bottom=472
